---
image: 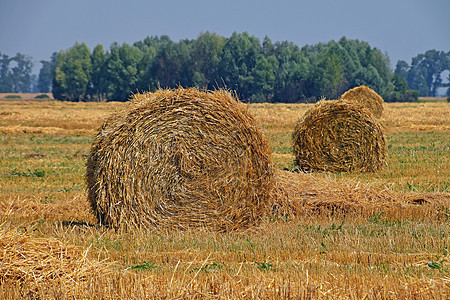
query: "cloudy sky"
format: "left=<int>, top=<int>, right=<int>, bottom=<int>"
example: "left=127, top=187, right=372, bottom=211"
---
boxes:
left=1, top=0, right=449, bottom=73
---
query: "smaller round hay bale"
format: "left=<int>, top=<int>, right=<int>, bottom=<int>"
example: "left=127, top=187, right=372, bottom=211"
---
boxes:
left=340, top=85, right=384, bottom=118
left=292, top=100, right=386, bottom=173
left=86, top=87, right=274, bottom=231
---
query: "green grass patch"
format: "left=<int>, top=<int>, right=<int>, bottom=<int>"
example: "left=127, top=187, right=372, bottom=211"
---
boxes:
left=34, top=94, right=50, bottom=99
left=4, top=95, right=21, bottom=99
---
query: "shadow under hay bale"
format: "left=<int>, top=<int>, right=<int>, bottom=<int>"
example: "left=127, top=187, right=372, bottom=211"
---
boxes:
left=292, top=100, right=387, bottom=173
left=340, top=85, right=384, bottom=118
left=86, top=87, right=274, bottom=231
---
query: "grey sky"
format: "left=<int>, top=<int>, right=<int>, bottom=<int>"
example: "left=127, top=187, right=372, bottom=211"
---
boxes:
left=1, top=0, right=449, bottom=74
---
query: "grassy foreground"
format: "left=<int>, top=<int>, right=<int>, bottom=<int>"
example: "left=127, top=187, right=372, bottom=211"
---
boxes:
left=0, top=100, right=449, bottom=299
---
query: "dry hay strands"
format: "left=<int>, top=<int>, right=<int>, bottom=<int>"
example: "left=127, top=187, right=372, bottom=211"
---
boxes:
left=86, top=87, right=275, bottom=231
left=0, top=196, right=95, bottom=224
left=0, top=227, right=109, bottom=298
left=340, top=85, right=384, bottom=118
left=270, top=170, right=450, bottom=219
left=269, top=170, right=395, bottom=217
left=292, top=100, right=387, bottom=173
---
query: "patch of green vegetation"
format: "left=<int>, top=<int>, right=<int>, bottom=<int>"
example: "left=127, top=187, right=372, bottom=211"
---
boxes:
left=128, top=261, right=157, bottom=271
left=7, top=168, right=46, bottom=178
left=34, top=94, right=50, bottom=99
left=418, top=97, right=447, bottom=103
left=255, top=260, right=276, bottom=272
left=4, top=95, right=21, bottom=99
left=191, top=262, right=223, bottom=273
left=30, top=134, right=93, bottom=145
left=304, top=220, right=345, bottom=237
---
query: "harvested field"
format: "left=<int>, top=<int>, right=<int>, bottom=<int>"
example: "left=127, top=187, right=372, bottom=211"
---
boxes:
left=0, top=98, right=449, bottom=298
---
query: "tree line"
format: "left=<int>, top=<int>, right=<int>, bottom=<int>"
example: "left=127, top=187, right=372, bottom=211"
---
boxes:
left=2, top=32, right=449, bottom=102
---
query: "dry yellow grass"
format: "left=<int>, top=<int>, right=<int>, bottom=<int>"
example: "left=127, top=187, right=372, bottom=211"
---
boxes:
left=0, top=225, right=109, bottom=299
left=0, top=100, right=118, bottom=135
left=1, top=100, right=447, bottom=135
left=381, top=102, right=450, bottom=133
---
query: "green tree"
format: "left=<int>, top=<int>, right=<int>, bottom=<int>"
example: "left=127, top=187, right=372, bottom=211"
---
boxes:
left=191, top=32, right=225, bottom=89
left=273, top=41, right=309, bottom=102
left=352, top=65, right=384, bottom=92
left=53, top=42, right=92, bottom=101
left=0, top=52, right=35, bottom=93
left=219, top=32, right=261, bottom=100
left=407, top=50, right=448, bottom=97
left=151, top=39, right=193, bottom=89
left=310, top=50, right=346, bottom=99
left=251, top=55, right=277, bottom=102
left=89, top=44, right=108, bottom=101
left=0, top=53, right=13, bottom=92
left=134, top=35, right=172, bottom=92
left=394, top=60, right=409, bottom=82
left=38, top=52, right=57, bottom=93
left=10, top=53, right=33, bottom=93
left=337, top=37, right=363, bottom=81
left=262, top=35, right=275, bottom=56
left=106, top=42, right=143, bottom=100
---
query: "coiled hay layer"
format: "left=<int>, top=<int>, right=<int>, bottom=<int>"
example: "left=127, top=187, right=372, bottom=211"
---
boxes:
left=86, top=87, right=274, bottom=231
left=292, top=100, right=386, bottom=173
left=340, top=85, right=384, bottom=118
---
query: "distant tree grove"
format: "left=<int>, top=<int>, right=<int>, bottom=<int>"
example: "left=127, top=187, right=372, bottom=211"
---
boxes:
left=1, top=32, right=449, bottom=102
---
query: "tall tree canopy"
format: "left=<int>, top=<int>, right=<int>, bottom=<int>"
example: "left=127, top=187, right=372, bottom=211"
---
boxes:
left=52, top=42, right=92, bottom=101
left=396, top=50, right=450, bottom=97
left=0, top=52, right=34, bottom=93
left=4, top=32, right=446, bottom=101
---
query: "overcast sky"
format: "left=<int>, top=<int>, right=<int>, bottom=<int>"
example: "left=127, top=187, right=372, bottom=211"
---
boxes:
left=1, top=0, right=449, bottom=74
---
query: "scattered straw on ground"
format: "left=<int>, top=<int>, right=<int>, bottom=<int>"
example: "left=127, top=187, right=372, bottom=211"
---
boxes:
left=292, top=100, right=386, bottom=173
left=0, top=196, right=95, bottom=223
left=340, top=85, right=384, bottom=118
left=270, top=169, right=450, bottom=217
left=0, top=125, right=94, bottom=135
left=86, top=87, right=274, bottom=231
left=0, top=226, right=109, bottom=298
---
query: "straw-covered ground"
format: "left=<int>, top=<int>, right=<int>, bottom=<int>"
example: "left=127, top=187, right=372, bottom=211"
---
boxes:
left=0, top=97, right=449, bottom=299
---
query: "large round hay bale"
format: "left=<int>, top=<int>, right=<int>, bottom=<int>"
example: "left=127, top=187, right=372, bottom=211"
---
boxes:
left=340, top=85, right=384, bottom=118
left=292, top=100, right=386, bottom=173
left=86, top=87, right=274, bottom=231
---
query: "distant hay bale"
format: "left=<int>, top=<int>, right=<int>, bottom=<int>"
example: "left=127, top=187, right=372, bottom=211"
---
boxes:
left=340, top=85, right=384, bottom=118
left=292, top=100, right=386, bottom=173
left=0, top=227, right=106, bottom=297
left=86, top=87, right=274, bottom=231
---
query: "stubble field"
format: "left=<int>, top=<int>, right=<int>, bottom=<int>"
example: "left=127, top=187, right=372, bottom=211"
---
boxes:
left=0, top=99, right=449, bottom=299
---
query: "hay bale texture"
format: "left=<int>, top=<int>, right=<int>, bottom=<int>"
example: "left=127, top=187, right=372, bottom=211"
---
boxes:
left=86, top=87, right=274, bottom=231
left=292, top=100, right=386, bottom=173
left=340, top=85, right=384, bottom=118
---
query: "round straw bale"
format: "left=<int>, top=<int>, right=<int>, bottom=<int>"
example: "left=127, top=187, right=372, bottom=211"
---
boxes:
left=86, top=87, right=274, bottom=231
left=340, top=85, right=384, bottom=118
left=292, top=100, right=386, bottom=173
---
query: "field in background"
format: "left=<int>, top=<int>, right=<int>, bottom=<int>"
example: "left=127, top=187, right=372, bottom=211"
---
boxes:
left=0, top=100, right=449, bottom=298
